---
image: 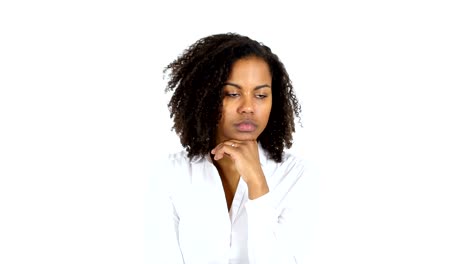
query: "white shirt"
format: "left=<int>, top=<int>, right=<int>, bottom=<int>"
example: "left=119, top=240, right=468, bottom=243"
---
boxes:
left=146, top=146, right=315, bottom=264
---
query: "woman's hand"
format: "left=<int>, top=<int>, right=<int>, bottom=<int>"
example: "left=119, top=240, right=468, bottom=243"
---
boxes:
left=211, top=140, right=269, bottom=199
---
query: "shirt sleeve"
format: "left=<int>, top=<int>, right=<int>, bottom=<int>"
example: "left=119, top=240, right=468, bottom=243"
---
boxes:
left=144, top=157, right=185, bottom=264
left=244, top=160, right=316, bottom=264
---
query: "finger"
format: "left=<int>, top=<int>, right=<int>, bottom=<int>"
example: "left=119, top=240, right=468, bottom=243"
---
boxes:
left=213, top=141, right=239, bottom=160
left=211, top=140, right=240, bottom=154
left=211, top=143, right=226, bottom=159
left=211, top=143, right=224, bottom=154
left=211, top=143, right=223, bottom=154
left=213, top=152, right=225, bottom=160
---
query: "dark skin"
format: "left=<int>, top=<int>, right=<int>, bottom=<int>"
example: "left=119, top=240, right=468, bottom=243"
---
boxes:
left=210, top=57, right=272, bottom=210
left=212, top=140, right=269, bottom=210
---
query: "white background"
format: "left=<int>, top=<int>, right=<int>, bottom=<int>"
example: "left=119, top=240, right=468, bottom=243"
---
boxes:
left=1, top=0, right=467, bottom=263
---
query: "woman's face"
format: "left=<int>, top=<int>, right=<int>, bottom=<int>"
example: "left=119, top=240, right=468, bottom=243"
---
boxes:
left=216, top=56, right=273, bottom=144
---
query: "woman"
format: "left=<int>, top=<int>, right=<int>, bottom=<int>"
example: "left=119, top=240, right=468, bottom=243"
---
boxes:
left=151, top=33, right=313, bottom=264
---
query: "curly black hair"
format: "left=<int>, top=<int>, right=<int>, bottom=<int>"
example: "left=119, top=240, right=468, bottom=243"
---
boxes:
left=164, top=33, right=301, bottom=162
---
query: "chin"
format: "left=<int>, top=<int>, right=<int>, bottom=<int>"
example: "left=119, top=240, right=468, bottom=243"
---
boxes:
left=232, top=133, right=258, bottom=141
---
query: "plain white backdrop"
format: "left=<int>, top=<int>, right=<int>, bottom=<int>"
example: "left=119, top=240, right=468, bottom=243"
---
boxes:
left=1, top=0, right=467, bottom=263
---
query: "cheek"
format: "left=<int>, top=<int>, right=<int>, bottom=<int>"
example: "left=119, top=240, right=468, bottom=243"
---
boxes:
left=262, top=102, right=273, bottom=119
left=218, top=114, right=226, bottom=129
left=220, top=103, right=235, bottom=119
left=218, top=108, right=232, bottom=129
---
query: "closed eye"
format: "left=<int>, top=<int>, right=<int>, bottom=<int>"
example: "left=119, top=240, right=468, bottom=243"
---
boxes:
left=256, top=94, right=268, bottom=99
left=225, top=93, right=240, bottom=97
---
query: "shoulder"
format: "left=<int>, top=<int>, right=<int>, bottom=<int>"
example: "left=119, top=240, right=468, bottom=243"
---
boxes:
left=281, top=150, right=320, bottom=195
left=281, top=150, right=319, bottom=176
left=264, top=149, right=318, bottom=191
left=158, top=150, right=198, bottom=179
left=156, top=150, right=208, bottom=189
left=167, top=150, right=191, bottom=166
left=149, top=151, right=189, bottom=191
left=266, top=150, right=319, bottom=209
left=280, top=151, right=307, bottom=170
left=265, top=150, right=309, bottom=178
left=153, top=149, right=199, bottom=168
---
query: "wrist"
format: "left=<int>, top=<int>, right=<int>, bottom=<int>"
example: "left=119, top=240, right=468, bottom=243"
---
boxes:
left=247, top=178, right=269, bottom=200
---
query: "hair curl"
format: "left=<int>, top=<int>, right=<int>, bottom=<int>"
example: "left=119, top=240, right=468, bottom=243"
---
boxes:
left=164, top=33, right=301, bottom=162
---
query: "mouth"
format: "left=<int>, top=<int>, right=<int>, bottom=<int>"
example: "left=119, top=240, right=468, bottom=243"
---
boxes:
left=235, top=120, right=258, bottom=132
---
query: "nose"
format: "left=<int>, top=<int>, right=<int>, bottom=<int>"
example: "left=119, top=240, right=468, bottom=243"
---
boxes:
left=238, top=96, right=254, bottom=114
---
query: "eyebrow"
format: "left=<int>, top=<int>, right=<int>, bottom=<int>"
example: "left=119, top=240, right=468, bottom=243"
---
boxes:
left=224, top=82, right=271, bottom=90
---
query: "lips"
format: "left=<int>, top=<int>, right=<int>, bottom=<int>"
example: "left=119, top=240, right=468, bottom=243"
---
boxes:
left=235, top=120, right=257, bottom=132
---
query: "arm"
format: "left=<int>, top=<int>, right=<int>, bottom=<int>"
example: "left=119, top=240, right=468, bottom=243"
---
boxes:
left=212, top=141, right=316, bottom=263
left=245, top=175, right=313, bottom=264
left=144, top=158, right=184, bottom=264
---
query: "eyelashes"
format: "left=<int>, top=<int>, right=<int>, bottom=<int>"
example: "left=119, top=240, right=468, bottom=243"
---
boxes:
left=224, top=93, right=269, bottom=99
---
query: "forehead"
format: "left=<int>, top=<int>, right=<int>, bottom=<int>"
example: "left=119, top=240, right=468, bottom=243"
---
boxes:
left=227, top=56, right=272, bottom=81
